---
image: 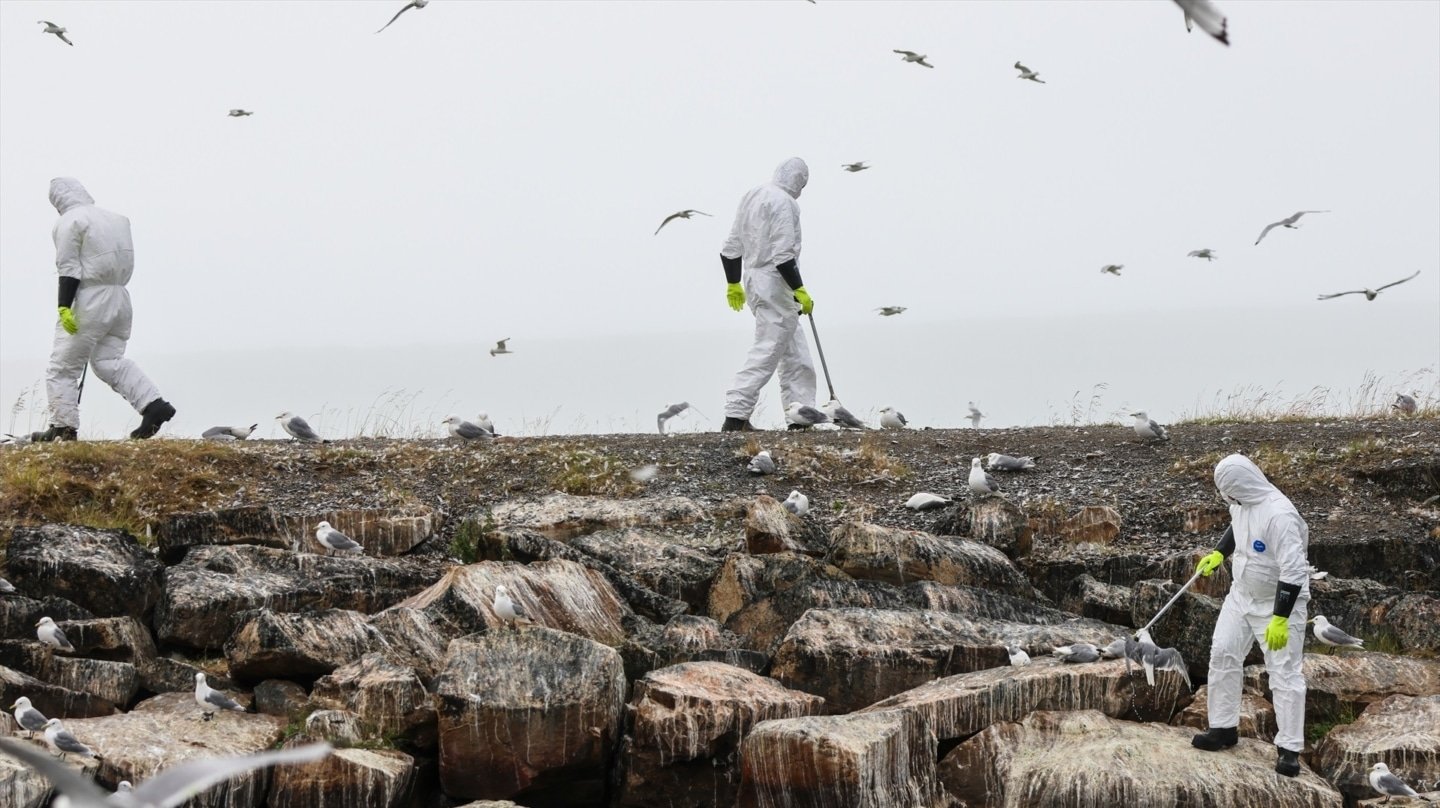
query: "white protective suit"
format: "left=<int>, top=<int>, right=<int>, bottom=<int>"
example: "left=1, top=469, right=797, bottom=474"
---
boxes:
left=721, top=158, right=818, bottom=420
left=45, top=178, right=162, bottom=428
left=1208, top=454, right=1310, bottom=753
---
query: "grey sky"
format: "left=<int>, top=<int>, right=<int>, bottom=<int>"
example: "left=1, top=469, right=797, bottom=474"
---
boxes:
left=1, top=1, right=1436, bottom=436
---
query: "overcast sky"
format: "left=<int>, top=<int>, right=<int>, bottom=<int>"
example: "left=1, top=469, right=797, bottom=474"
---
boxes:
left=1, top=0, right=1436, bottom=435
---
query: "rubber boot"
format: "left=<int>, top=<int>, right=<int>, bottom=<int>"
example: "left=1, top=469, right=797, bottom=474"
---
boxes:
left=131, top=398, right=176, bottom=439
left=721, top=417, right=757, bottom=432
left=786, top=423, right=810, bottom=431
left=1275, top=747, right=1300, bottom=777
left=30, top=424, right=78, bottom=443
left=1191, top=726, right=1239, bottom=751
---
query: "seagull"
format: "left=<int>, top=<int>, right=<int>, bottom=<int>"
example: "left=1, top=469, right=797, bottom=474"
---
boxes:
left=202, top=424, right=257, bottom=441
left=1007, top=646, right=1031, bottom=667
left=1254, top=210, right=1329, bottom=245
left=1130, top=411, right=1170, bottom=442
left=443, top=416, right=493, bottom=441
left=905, top=493, right=951, bottom=511
left=654, top=210, right=711, bottom=235
left=1368, top=763, right=1428, bottom=802
left=1014, top=61, right=1045, bottom=83
left=36, top=616, right=74, bottom=652
left=0, top=735, right=332, bottom=808
left=785, top=401, right=830, bottom=428
left=314, top=521, right=363, bottom=556
left=275, top=412, right=324, bottom=443
left=1317, top=270, right=1420, bottom=301
left=821, top=399, right=866, bottom=429
left=376, top=0, right=429, bottom=34
left=38, top=21, right=73, bottom=46
left=1309, top=615, right=1364, bottom=650
left=747, top=450, right=776, bottom=475
left=893, top=50, right=934, bottom=68
left=1100, top=638, right=1128, bottom=660
left=117, top=781, right=133, bottom=793
left=986, top=453, right=1036, bottom=471
left=1308, top=564, right=1329, bottom=581
left=968, top=457, right=999, bottom=495
left=1392, top=393, right=1418, bottom=415
left=44, top=719, right=98, bottom=761
left=1142, top=646, right=1192, bottom=690
left=474, top=412, right=497, bottom=435
left=0, top=576, right=16, bottom=594
left=1101, top=264, right=1124, bottom=276
left=489, top=338, right=513, bottom=357
left=1052, top=643, right=1100, bottom=663
left=875, top=306, right=907, bottom=316
left=657, top=402, right=691, bottom=435
left=1125, top=628, right=1159, bottom=666
left=966, top=402, right=985, bottom=429
left=783, top=490, right=810, bottom=516
left=493, top=585, right=526, bottom=631
left=1174, top=0, right=1229, bottom=46
left=842, top=162, right=870, bottom=173
left=1187, top=248, right=1216, bottom=261
left=9, top=697, right=49, bottom=739
left=193, top=673, right=245, bottom=721
left=227, top=109, right=253, bottom=117
left=879, top=407, right=908, bottom=429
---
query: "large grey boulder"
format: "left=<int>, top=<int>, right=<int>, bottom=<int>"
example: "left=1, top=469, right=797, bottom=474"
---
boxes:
left=1309, top=577, right=1440, bottom=654
left=154, top=506, right=291, bottom=561
left=433, top=628, right=625, bottom=804
left=0, top=594, right=93, bottom=639
left=366, top=606, right=455, bottom=681
left=0, top=642, right=138, bottom=708
left=267, top=742, right=417, bottom=808
left=939, top=710, right=1342, bottom=808
left=824, top=521, right=1033, bottom=596
left=310, top=653, right=435, bottom=746
left=157, top=505, right=435, bottom=561
left=1061, top=574, right=1135, bottom=627
left=569, top=528, right=724, bottom=611
left=0, top=753, right=51, bottom=808
left=1172, top=683, right=1276, bottom=742
left=742, top=494, right=812, bottom=555
left=6, top=525, right=164, bottom=621
left=1245, top=653, right=1440, bottom=717
left=1312, top=694, right=1440, bottom=803
left=619, top=615, right=769, bottom=684
left=0, top=663, right=115, bottom=719
left=225, top=608, right=389, bottom=682
left=488, top=493, right=709, bottom=538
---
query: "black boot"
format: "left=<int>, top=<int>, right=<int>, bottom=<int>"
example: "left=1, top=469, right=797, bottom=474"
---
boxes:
left=720, top=417, right=756, bottom=432
left=786, top=423, right=810, bottom=431
left=30, top=424, right=78, bottom=443
left=131, top=398, right=176, bottom=439
left=1275, top=747, right=1300, bottom=777
left=1191, top=726, right=1238, bottom=751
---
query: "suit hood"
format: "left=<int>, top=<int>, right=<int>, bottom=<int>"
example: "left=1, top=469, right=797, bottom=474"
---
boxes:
left=1214, top=454, right=1281, bottom=506
left=772, top=157, right=809, bottom=199
left=49, top=177, right=94, bottom=215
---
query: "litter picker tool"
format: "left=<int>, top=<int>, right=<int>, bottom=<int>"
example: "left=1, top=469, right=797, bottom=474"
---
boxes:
left=1136, top=569, right=1203, bottom=638
left=806, top=313, right=837, bottom=402
left=76, top=364, right=88, bottom=406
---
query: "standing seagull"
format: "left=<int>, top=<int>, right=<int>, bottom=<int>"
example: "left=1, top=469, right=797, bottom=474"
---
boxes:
left=893, top=50, right=934, bottom=68
left=821, top=399, right=866, bottom=429
left=1101, top=264, right=1124, bottom=276
left=37, top=21, right=73, bottom=46
left=1173, top=0, right=1229, bottom=45
left=43, top=720, right=98, bottom=761
left=1187, top=248, right=1216, bottom=261
left=443, top=416, right=493, bottom=441
left=474, top=412, right=497, bottom=435
left=489, top=338, right=513, bottom=357
left=875, top=306, right=907, bottom=316
left=1368, top=763, right=1428, bottom=802
left=968, top=457, right=1000, bottom=495
left=194, top=673, right=245, bottom=721
left=1317, top=270, right=1420, bottom=302
left=842, top=162, right=870, bottom=173
left=276, top=412, right=324, bottom=443
left=1392, top=393, right=1418, bottom=415
left=656, top=402, right=692, bottom=434
left=9, top=697, right=49, bottom=739
left=493, top=585, right=526, bottom=631
left=1255, top=210, right=1329, bottom=245
left=1014, top=61, right=1045, bottom=83
left=315, top=521, right=364, bottom=556
left=203, top=424, right=257, bottom=441
left=1130, top=411, right=1170, bottom=442
left=783, top=490, right=810, bottom=516
left=1309, top=615, right=1364, bottom=650
left=654, top=210, right=711, bottom=235
left=966, top=402, right=985, bottom=429
left=227, top=109, right=253, bottom=117
left=785, top=402, right=830, bottom=429
left=879, top=407, right=908, bottom=429
left=376, top=0, right=429, bottom=33
left=36, top=617, right=74, bottom=652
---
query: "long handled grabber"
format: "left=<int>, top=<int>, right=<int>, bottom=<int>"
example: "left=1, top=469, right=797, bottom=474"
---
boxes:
left=76, top=364, right=88, bottom=406
left=807, top=313, right=837, bottom=402
left=1135, top=569, right=1203, bottom=638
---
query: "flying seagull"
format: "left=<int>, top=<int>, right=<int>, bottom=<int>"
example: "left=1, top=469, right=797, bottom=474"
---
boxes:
left=193, top=673, right=245, bottom=721
left=9, top=697, right=49, bottom=738
left=489, top=338, right=513, bottom=356
left=842, top=162, right=870, bottom=172
left=967, top=402, right=985, bottom=428
left=443, top=416, right=493, bottom=441
left=0, top=735, right=332, bottom=808
left=38, top=21, right=73, bottom=46
left=36, top=616, right=74, bottom=651
left=875, top=306, right=907, bottom=316
left=1101, top=264, right=1124, bottom=276
left=986, top=453, right=1036, bottom=471
left=1130, top=411, right=1170, bottom=442
left=276, top=412, right=324, bottom=443
left=1392, top=393, right=1418, bottom=415
left=1317, top=270, right=1420, bottom=302
left=893, top=50, right=934, bottom=68
left=968, top=457, right=1000, bottom=495
left=879, top=407, right=907, bottom=429
left=493, top=585, right=526, bottom=630
left=820, top=399, right=866, bottom=429
left=654, top=210, right=711, bottom=235
left=1255, top=210, right=1329, bottom=245
left=376, top=0, right=429, bottom=34
left=785, top=401, right=829, bottom=428
left=203, top=424, right=257, bottom=441
left=1187, top=248, right=1216, bottom=261
left=1309, top=615, right=1364, bottom=649
left=314, top=521, right=363, bottom=556
left=227, top=109, right=253, bottom=117
left=656, top=401, right=691, bottom=434
left=1014, top=61, right=1045, bottom=83
left=783, top=490, right=810, bottom=516
left=1368, top=763, right=1427, bottom=802
left=1173, top=0, right=1229, bottom=46
left=747, top=449, right=775, bottom=475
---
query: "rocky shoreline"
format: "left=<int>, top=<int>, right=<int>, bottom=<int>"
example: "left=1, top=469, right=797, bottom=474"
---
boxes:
left=1, top=418, right=1437, bottom=807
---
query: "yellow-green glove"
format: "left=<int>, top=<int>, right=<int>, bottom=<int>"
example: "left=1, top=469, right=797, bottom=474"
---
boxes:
left=793, top=286, right=814, bottom=315
left=1196, top=550, right=1225, bottom=577
left=726, top=283, right=746, bottom=312
left=1264, top=616, right=1290, bottom=651
left=58, top=306, right=78, bottom=335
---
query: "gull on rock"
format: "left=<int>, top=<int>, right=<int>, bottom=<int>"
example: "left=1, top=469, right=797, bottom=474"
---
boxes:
left=1368, top=763, right=1426, bottom=801
left=44, top=720, right=97, bottom=761
left=820, top=399, right=866, bottom=429
left=1317, top=270, right=1420, bottom=302
left=474, top=413, right=497, bottom=435
left=276, top=412, right=324, bottom=443
left=493, top=585, right=527, bottom=630
left=443, top=416, right=493, bottom=441
left=785, top=402, right=829, bottom=428
left=1255, top=210, right=1329, bottom=245
left=203, top=424, right=256, bottom=441
left=968, top=457, right=999, bottom=495
left=1309, top=615, right=1364, bottom=649
left=9, top=696, right=49, bottom=738
left=376, top=0, right=429, bottom=34
left=747, top=450, right=776, bottom=475
left=1130, top=411, right=1170, bottom=442
left=38, top=21, right=73, bottom=46
left=1007, top=646, right=1031, bottom=667
left=1053, top=643, right=1100, bottom=663
left=893, top=50, right=934, bottom=68
left=36, top=616, right=74, bottom=651
left=1173, top=0, right=1229, bottom=45
left=1187, top=248, right=1216, bottom=261
left=314, top=521, right=363, bottom=556
left=1014, top=61, right=1045, bottom=83
left=986, top=453, right=1036, bottom=471
left=879, top=407, right=908, bottom=429
left=1392, top=393, right=1418, bottom=415
left=654, top=210, right=711, bottom=235
left=783, top=490, right=810, bottom=516
left=194, top=673, right=245, bottom=721
left=905, top=492, right=952, bottom=511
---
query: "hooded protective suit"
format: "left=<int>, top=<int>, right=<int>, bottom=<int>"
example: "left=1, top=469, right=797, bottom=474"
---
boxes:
left=721, top=158, right=817, bottom=420
left=1208, top=454, right=1310, bottom=753
left=45, top=178, right=162, bottom=429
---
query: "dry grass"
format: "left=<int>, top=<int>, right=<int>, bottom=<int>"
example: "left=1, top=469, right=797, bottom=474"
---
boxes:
left=1177, top=370, right=1439, bottom=425
left=1168, top=437, right=1428, bottom=497
left=778, top=433, right=911, bottom=485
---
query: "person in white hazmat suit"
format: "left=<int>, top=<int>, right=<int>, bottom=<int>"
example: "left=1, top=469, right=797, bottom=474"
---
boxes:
left=1191, top=453, right=1310, bottom=777
left=31, top=178, right=174, bottom=442
left=718, top=157, right=818, bottom=432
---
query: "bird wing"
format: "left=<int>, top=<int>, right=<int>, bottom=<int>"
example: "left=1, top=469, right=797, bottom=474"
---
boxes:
left=288, top=417, right=321, bottom=441
left=1321, top=624, right=1361, bottom=645
left=984, top=473, right=999, bottom=490
left=1316, top=290, right=1365, bottom=300
left=0, top=738, right=110, bottom=807
left=205, top=689, right=243, bottom=711
left=57, top=32, right=73, bottom=45
left=686, top=210, right=712, bottom=217
left=1254, top=221, right=1282, bottom=244
left=654, top=213, right=682, bottom=234
left=1014, top=61, right=1028, bottom=71
left=496, top=338, right=509, bottom=349
left=375, top=1, right=417, bottom=33
left=1172, top=0, right=1228, bottom=44
left=918, top=58, right=934, bottom=67
left=456, top=422, right=488, bottom=440
left=1374, top=270, right=1421, bottom=292
left=894, top=50, right=918, bottom=57
left=1375, top=772, right=1418, bottom=797
left=133, top=743, right=333, bottom=808
left=326, top=529, right=361, bottom=550
left=202, top=427, right=228, bottom=438
left=798, top=406, right=828, bottom=423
